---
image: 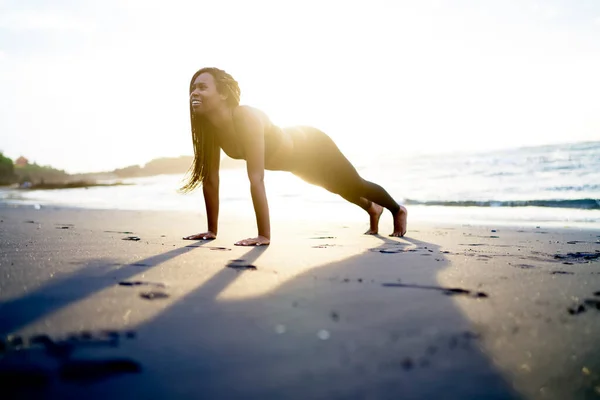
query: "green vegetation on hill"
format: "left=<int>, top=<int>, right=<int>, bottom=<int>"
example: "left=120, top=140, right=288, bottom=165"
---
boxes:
left=0, top=152, right=16, bottom=185
left=14, top=162, right=70, bottom=184
left=0, top=153, right=90, bottom=188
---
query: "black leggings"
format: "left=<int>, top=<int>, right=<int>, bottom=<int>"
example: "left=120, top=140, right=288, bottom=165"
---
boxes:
left=285, top=127, right=401, bottom=215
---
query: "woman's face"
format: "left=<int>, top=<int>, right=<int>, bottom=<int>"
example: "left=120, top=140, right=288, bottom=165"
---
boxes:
left=190, top=72, right=224, bottom=114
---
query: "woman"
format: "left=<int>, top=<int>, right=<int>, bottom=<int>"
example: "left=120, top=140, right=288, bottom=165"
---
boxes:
left=181, top=67, right=407, bottom=246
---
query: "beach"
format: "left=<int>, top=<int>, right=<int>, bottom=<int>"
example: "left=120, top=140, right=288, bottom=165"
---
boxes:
left=3, top=0, right=600, bottom=396
left=1, top=204, right=599, bottom=399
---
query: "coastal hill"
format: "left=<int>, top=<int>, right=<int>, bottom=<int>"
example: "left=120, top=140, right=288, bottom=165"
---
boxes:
left=73, top=154, right=245, bottom=182
left=0, top=153, right=245, bottom=188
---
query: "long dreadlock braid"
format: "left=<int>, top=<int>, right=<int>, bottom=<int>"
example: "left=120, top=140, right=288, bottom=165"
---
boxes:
left=180, top=67, right=241, bottom=193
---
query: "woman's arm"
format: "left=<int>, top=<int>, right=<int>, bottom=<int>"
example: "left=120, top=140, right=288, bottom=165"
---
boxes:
left=203, top=174, right=220, bottom=237
left=183, top=142, right=220, bottom=240
left=234, top=106, right=270, bottom=246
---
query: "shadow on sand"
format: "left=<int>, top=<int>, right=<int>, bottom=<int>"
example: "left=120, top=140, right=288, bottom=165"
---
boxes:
left=1, top=232, right=520, bottom=400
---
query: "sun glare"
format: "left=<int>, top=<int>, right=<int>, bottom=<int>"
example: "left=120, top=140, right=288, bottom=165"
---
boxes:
left=1, top=0, right=599, bottom=172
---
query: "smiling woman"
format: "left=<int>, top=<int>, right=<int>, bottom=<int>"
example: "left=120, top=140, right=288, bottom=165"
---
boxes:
left=180, top=67, right=407, bottom=246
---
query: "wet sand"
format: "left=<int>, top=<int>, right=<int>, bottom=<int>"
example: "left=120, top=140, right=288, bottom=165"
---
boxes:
left=1, top=205, right=599, bottom=399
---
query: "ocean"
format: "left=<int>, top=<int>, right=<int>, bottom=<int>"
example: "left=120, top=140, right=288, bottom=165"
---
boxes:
left=1, top=141, right=599, bottom=228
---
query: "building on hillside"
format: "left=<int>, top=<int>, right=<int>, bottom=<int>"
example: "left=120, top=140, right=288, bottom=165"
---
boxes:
left=15, top=156, right=29, bottom=167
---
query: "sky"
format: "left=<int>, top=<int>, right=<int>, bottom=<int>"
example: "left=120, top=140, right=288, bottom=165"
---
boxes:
left=1, top=0, right=599, bottom=174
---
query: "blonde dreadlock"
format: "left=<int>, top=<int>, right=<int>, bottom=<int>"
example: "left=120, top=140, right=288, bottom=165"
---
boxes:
left=180, top=67, right=241, bottom=193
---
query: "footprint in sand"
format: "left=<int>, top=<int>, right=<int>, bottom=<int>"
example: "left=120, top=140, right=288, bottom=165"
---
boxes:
left=379, top=248, right=406, bottom=254
left=312, top=244, right=336, bottom=248
left=131, top=263, right=150, bottom=267
left=118, top=281, right=166, bottom=288
left=387, top=248, right=408, bottom=254
left=139, top=291, right=170, bottom=300
left=184, top=245, right=232, bottom=251
left=382, top=283, right=489, bottom=299
left=567, top=292, right=600, bottom=315
left=554, top=252, right=600, bottom=263
left=370, top=243, right=418, bottom=254
left=511, top=263, right=536, bottom=269
left=227, top=263, right=257, bottom=271
left=443, top=288, right=489, bottom=298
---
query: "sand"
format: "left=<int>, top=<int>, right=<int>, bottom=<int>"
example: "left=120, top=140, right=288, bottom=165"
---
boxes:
left=1, top=204, right=599, bottom=399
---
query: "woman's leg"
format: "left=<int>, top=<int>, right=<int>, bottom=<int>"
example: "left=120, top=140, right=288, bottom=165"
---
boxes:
left=338, top=194, right=385, bottom=235
left=289, top=127, right=407, bottom=236
left=333, top=178, right=407, bottom=236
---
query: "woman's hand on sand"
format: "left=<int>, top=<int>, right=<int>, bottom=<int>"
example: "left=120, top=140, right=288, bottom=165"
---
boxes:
left=234, top=236, right=270, bottom=246
left=183, top=231, right=216, bottom=240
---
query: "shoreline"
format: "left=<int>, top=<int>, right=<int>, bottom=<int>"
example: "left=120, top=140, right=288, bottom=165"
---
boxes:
left=1, top=199, right=598, bottom=232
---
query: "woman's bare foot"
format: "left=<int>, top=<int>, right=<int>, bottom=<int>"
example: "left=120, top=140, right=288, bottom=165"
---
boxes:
left=364, top=202, right=384, bottom=235
left=390, top=205, right=408, bottom=237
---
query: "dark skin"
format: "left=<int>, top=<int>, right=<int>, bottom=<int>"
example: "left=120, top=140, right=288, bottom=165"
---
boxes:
left=183, top=72, right=407, bottom=246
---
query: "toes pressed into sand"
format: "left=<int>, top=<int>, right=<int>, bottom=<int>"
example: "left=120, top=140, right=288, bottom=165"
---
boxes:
left=365, top=203, right=384, bottom=235
left=390, top=205, right=408, bottom=237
